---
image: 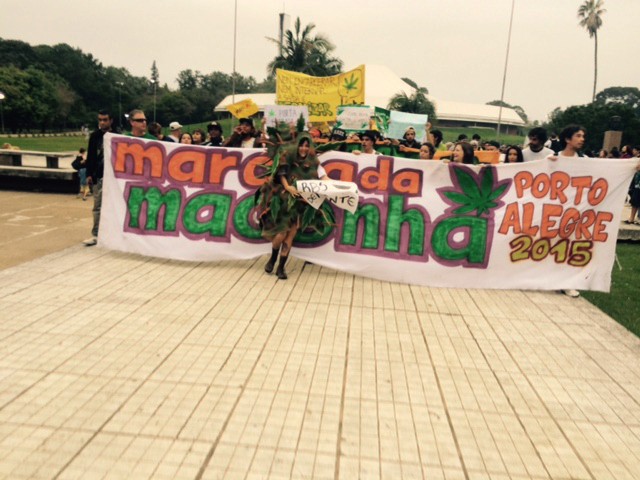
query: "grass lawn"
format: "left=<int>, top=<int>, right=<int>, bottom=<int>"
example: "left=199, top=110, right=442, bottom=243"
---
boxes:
left=3, top=135, right=87, bottom=152
left=582, top=242, right=640, bottom=337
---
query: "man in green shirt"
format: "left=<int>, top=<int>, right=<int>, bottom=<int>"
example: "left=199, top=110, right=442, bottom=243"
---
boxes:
left=126, top=109, right=156, bottom=139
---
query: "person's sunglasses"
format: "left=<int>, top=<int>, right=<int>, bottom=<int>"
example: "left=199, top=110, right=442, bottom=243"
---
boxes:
left=131, top=118, right=147, bottom=123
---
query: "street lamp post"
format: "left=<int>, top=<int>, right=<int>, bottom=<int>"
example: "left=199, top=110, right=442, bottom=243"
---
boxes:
left=0, top=92, right=5, bottom=134
left=116, top=82, right=124, bottom=130
left=496, top=0, right=516, bottom=140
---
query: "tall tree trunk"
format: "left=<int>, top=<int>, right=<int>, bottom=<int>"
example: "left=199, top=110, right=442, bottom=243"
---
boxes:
left=592, top=31, right=598, bottom=102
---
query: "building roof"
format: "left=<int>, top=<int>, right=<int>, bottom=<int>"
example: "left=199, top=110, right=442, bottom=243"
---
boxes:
left=214, top=64, right=525, bottom=127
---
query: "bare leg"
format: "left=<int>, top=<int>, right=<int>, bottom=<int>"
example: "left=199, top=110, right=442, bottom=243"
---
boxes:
left=630, top=207, right=638, bottom=223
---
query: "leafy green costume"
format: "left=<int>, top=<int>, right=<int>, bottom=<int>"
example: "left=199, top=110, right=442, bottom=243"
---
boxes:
left=256, top=129, right=334, bottom=239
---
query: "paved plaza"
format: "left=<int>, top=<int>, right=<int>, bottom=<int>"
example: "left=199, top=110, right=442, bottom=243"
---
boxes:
left=0, top=191, right=639, bottom=479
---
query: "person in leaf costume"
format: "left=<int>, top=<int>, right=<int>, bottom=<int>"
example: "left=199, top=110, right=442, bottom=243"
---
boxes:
left=257, top=130, right=332, bottom=280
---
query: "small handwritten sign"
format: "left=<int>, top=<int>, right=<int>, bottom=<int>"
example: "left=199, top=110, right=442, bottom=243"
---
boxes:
left=296, top=180, right=359, bottom=214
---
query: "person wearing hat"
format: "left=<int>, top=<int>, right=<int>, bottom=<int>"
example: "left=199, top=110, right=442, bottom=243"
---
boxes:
left=224, top=117, right=261, bottom=148
left=167, top=121, right=183, bottom=142
left=204, top=121, right=224, bottom=147
left=399, top=127, right=421, bottom=150
left=353, top=130, right=380, bottom=155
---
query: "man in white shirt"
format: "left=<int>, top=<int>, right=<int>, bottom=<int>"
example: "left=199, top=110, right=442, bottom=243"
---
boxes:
left=522, top=127, right=554, bottom=162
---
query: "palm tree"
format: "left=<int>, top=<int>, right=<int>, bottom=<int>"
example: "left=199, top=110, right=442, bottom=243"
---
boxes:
left=267, top=17, right=343, bottom=77
left=387, top=87, right=437, bottom=120
left=578, top=0, right=606, bottom=102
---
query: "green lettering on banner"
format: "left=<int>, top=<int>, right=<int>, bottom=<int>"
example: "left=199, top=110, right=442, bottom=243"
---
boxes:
left=183, top=193, right=231, bottom=237
left=342, top=204, right=380, bottom=249
left=384, top=195, right=425, bottom=256
left=127, top=186, right=181, bottom=231
left=431, top=217, right=487, bottom=263
left=233, top=196, right=262, bottom=240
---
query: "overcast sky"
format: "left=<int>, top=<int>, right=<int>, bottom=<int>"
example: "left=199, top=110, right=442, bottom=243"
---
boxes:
left=1, top=0, right=638, bottom=122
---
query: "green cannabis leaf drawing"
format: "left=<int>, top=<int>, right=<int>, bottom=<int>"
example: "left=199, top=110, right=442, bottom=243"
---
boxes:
left=342, top=74, right=359, bottom=93
left=443, top=167, right=508, bottom=216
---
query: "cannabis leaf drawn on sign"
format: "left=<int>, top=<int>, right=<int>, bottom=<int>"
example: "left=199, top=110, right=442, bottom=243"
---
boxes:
left=443, top=167, right=509, bottom=216
left=342, top=74, right=359, bottom=93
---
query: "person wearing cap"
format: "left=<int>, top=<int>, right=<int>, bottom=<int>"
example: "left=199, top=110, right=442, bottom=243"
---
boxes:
left=399, top=127, right=422, bottom=150
left=352, top=130, right=380, bottom=155
left=224, top=117, right=261, bottom=148
left=204, top=121, right=224, bottom=147
left=166, top=121, right=183, bottom=142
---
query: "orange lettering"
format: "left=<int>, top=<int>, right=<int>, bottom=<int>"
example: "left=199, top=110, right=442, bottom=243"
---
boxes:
left=558, top=208, right=580, bottom=238
left=498, top=202, right=521, bottom=235
left=588, top=178, right=608, bottom=206
left=167, top=150, right=206, bottom=183
left=514, top=171, right=533, bottom=198
left=392, top=170, right=421, bottom=195
left=360, top=158, right=391, bottom=192
left=592, top=212, right=612, bottom=241
left=540, top=204, right=562, bottom=239
left=571, top=176, right=592, bottom=204
left=574, top=209, right=596, bottom=239
left=209, top=153, right=239, bottom=185
left=323, top=160, right=356, bottom=182
left=114, top=141, right=163, bottom=178
left=550, top=172, right=570, bottom=203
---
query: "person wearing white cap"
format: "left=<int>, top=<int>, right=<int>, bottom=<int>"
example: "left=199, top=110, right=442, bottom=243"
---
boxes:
left=167, top=121, right=182, bottom=142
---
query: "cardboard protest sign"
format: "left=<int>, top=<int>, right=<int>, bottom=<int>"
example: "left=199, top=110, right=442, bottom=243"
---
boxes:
left=276, top=65, right=366, bottom=122
left=264, top=105, right=309, bottom=128
left=388, top=111, right=428, bottom=142
left=101, top=134, right=636, bottom=292
left=335, top=105, right=373, bottom=132
left=226, top=98, right=259, bottom=118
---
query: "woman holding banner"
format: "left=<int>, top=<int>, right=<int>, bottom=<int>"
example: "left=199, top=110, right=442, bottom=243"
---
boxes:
left=257, top=134, right=331, bottom=280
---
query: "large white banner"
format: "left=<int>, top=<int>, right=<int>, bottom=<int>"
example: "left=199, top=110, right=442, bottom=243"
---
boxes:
left=101, top=134, right=637, bottom=292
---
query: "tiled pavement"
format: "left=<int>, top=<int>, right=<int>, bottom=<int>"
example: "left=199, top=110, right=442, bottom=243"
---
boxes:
left=0, top=245, right=639, bottom=479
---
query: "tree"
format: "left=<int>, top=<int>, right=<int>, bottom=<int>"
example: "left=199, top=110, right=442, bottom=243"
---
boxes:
left=151, top=60, right=159, bottom=85
left=387, top=88, right=437, bottom=120
left=578, top=0, right=606, bottom=102
left=266, top=17, right=343, bottom=77
left=546, top=102, right=639, bottom=151
left=486, top=100, right=528, bottom=124
left=595, top=86, right=640, bottom=116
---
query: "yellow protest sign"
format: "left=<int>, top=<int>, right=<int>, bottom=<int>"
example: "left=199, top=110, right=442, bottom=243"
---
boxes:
left=226, top=98, right=259, bottom=118
left=276, top=65, right=366, bottom=122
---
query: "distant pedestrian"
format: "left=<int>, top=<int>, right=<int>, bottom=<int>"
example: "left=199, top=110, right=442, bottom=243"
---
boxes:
left=83, top=110, right=116, bottom=246
left=74, top=147, right=90, bottom=200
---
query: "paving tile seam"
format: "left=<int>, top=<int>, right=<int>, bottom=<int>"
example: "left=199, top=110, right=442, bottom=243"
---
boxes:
left=387, top=303, right=433, bottom=478
left=551, top=321, right=640, bottom=410
left=194, top=261, right=315, bottom=480
left=0, top=248, right=157, bottom=344
left=332, top=280, right=353, bottom=480
left=471, top=296, right=598, bottom=480
left=409, top=290, right=470, bottom=480
left=50, top=259, right=259, bottom=480
left=458, top=313, right=555, bottom=479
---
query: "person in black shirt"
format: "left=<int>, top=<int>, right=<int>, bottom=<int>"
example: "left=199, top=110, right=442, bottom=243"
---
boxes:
left=83, top=110, right=116, bottom=246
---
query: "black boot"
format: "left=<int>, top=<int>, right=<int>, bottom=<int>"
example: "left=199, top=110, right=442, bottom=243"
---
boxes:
left=265, top=248, right=279, bottom=273
left=276, top=255, right=288, bottom=280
